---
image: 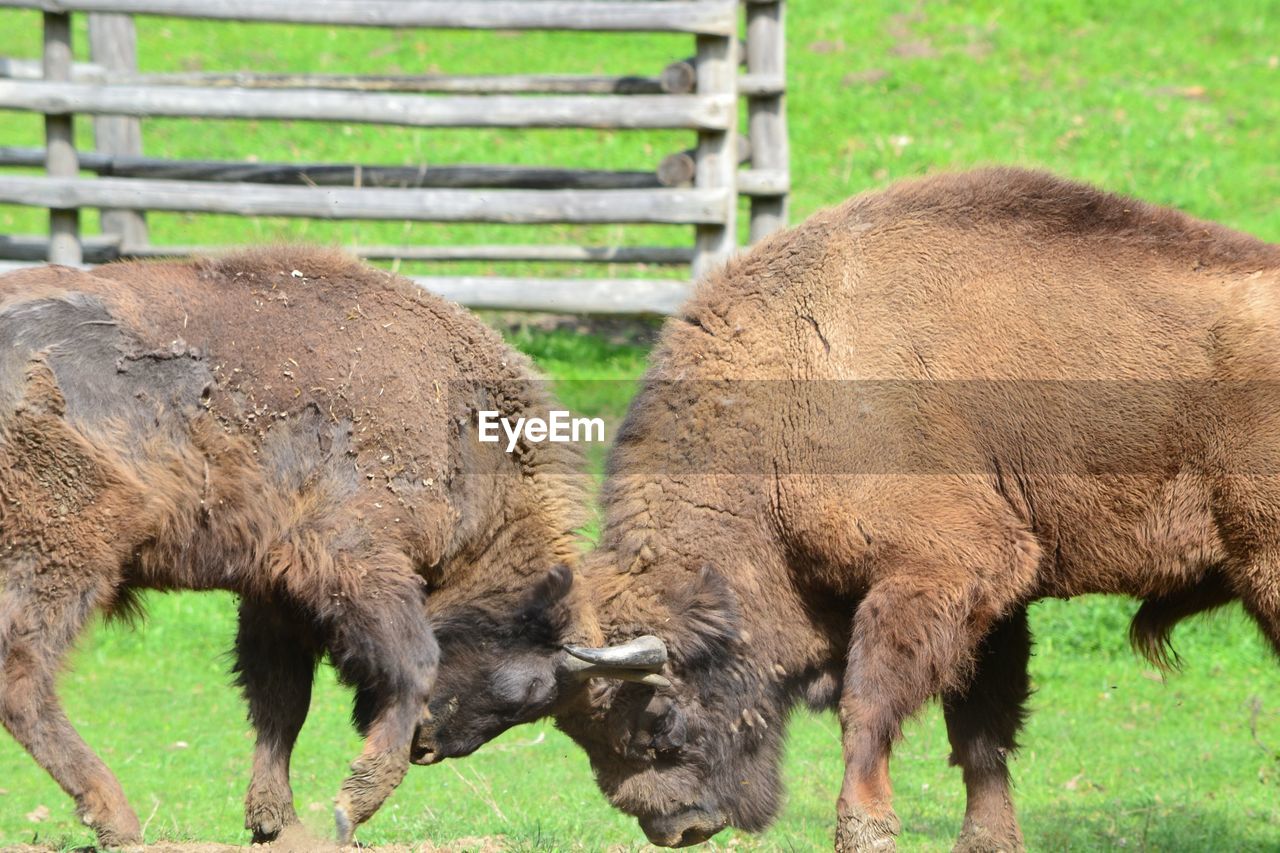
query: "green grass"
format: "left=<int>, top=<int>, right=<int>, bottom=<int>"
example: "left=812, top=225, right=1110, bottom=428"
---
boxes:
left=3, top=0, right=1280, bottom=850
left=6, top=594, right=1280, bottom=851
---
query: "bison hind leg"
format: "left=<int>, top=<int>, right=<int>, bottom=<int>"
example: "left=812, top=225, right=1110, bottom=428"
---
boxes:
left=0, top=558, right=142, bottom=847
left=234, top=597, right=321, bottom=844
left=943, top=606, right=1031, bottom=853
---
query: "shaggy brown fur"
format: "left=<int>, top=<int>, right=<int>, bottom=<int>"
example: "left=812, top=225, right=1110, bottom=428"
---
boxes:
left=423, top=168, right=1280, bottom=851
left=558, top=168, right=1280, bottom=850
left=0, top=248, right=584, bottom=847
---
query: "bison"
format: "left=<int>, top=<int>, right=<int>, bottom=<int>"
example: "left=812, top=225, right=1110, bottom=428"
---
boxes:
left=0, top=247, right=612, bottom=847
left=414, top=168, right=1280, bottom=851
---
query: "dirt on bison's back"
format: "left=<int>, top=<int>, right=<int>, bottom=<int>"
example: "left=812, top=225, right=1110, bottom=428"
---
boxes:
left=82, top=246, right=536, bottom=492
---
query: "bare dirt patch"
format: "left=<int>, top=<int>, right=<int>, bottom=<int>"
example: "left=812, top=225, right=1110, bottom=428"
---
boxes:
left=886, top=9, right=937, bottom=60
left=8, top=824, right=506, bottom=853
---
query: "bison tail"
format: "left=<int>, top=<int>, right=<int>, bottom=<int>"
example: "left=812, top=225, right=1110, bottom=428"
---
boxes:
left=1128, top=572, right=1235, bottom=672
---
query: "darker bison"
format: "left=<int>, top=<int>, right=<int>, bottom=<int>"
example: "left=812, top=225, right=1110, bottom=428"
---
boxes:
left=0, top=248, right=594, bottom=846
left=415, top=169, right=1280, bottom=851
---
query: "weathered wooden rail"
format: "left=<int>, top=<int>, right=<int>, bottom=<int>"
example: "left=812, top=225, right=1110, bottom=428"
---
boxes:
left=0, top=59, right=702, bottom=95
left=0, top=0, right=789, bottom=314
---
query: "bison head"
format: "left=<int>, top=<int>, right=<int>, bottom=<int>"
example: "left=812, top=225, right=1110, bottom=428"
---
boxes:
left=418, top=563, right=789, bottom=848
left=555, top=566, right=788, bottom=847
left=411, top=565, right=668, bottom=765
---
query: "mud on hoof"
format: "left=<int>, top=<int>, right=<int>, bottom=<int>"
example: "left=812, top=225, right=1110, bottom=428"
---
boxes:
left=333, top=747, right=411, bottom=843
left=953, top=820, right=1025, bottom=853
left=334, top=804, right=355, bottom=846
left=89, top=826, right=143, bottom=849
left=835, top=808, right=901, bottom=852
left=81, top=804, right=142, bottom=849
left=245, top=791, right=299, bottom=844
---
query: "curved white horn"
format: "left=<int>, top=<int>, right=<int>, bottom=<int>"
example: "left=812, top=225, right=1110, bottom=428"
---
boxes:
left=564, top=634, right=667, bottom=669
left=560, top=635, right=671, bottom=688
left=561, top=659, right=672, bottom=689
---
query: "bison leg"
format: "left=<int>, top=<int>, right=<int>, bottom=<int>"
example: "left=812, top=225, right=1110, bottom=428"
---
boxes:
left=234, top=597, right=320, bottom=843
left=332, top=690, right=420, bottom=844
left=941, top=605, right=1031, bottom=853
left=320, top=561, right=437, bottom=843
left=1233, top=545, right=1280, bottom=672
left=835, top=538, right=1033, bottom=853
left=0, top=566, right=142, bottom=847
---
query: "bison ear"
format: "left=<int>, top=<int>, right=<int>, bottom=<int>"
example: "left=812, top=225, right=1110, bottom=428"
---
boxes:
left=516, top=564, right=576, bottom=640
left=646, top=694, right=688, bottom=753
left=667, top=565, right=740, bottom=668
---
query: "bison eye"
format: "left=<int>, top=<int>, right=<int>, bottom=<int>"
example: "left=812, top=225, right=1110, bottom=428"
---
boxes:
left=522, top=674, right=551, bottom=708
left=490, top=662, right=554, bottom=715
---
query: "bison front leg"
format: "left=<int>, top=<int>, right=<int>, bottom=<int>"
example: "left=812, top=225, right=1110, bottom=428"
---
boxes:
left=323, top=571, right=437, bottom=844
left=941, top=606, right=1031, bottom=853
left=835, top=566, right=1026, bottom=851
left=234, top=598, right=320, bottom=843
left=333, top=689, right=422, bottom=843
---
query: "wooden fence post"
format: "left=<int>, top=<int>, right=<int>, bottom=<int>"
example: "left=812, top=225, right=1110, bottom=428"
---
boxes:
left=0, top=0, right=784, bottom=312
left=88, top=12, right=147, bottom=250
left=745, top=0, right=787, bottom=241
left=691, top=25, right=738, bottom=280
left=43, top=11, right=80, bottom=265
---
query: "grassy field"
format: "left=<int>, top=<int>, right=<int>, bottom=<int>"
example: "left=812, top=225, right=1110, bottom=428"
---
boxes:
left=2, top=0, right=1280, bottom=850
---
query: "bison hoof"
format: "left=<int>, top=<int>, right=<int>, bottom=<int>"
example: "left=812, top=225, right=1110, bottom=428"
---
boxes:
left=85, top=809, right=142, bottom=849
left=245, top=790, right=298, bottom=843
left=249, top=820, right=286, bottom=845
left=334, top=804, right=355, bottom=845
left=92, top=823, right=143, bottom=850
left=953, top=821, right=1025, bottom=853
left=835, top=808, right=900, bottom=852
left=333, top=747, right=410, bottom=839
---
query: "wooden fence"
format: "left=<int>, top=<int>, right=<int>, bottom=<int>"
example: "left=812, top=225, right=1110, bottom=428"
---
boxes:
left=0, top=0, right=788, bottom=314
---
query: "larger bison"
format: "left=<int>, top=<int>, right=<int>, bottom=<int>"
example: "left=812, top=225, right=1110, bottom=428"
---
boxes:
left=416, top=168, right=1280, bottom=851
left=0, top=247, right=625, bottom=846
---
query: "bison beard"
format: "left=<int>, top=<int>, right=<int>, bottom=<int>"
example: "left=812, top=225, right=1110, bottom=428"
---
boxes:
left=0, top=248, right=585, bottom=846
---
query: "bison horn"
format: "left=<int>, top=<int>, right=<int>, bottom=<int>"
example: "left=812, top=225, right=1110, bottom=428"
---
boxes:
left=562, top=635, right=671, bottom=688
left=565, top=634, right=667, bottom=668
